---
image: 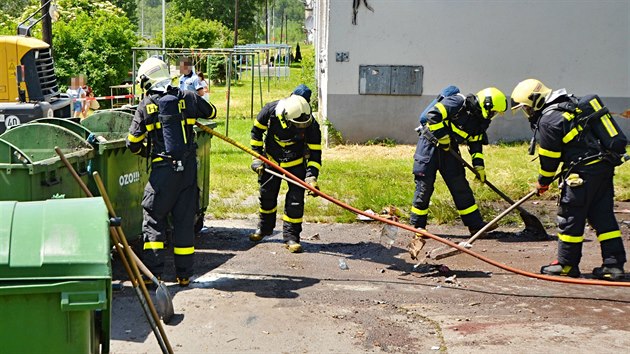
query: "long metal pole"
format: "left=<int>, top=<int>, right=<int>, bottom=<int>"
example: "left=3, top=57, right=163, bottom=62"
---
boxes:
left=257, top=52, right=263, bottom=108
left=41, top=0, right=52, bottom=45
left=233, top=0, right=239, bottom=46
left=161, top=0, right=166, bottom=51
left=226, top=54, right=232, bottom=136
left=250, top=53, right=254, bottom=119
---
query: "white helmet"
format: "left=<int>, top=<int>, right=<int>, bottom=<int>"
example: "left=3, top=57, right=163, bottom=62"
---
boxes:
left=510, top=79, right=552, bottom=118
left=137, top=57, right=171, bottom=92
left=275, top=94, right=312, bottom=129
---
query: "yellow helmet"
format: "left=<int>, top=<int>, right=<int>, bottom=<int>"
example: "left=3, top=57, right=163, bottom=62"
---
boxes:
left=276, top=94, right=312, bottom=129
left=137, top=57, right=171, bottom=92
left=476, top=87, right=507, bottom=119
left=510, top=79, right=552, bottom=117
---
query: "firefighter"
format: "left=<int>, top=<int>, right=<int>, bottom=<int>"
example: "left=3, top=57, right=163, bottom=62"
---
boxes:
left=249, top=85, right=322, bottom=253
left=411, top=87, right=507, bottom=236
left=126, top=57, right=216, bottom=286
left=511, top=78, right=626, bottom=280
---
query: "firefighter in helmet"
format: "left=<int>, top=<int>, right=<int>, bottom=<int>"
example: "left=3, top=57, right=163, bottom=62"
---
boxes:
left=249, top=84, right=322, bottom=253
left=126, top=57, right=216, bottom=286
left=411, top=87, right=507, bottom=236
left=511, top=78, right=626, bottom=280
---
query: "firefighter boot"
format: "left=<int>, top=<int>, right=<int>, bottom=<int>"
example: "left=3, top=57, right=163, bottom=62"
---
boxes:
left=177, top=277, right=190, bottom=287
left=592, top=265, right=625, bottom=281
left=540, top=261, right=581, bottom=278
left=249, top=228, right=272, bottom=242
left=285, top=240, right=303, bottom=253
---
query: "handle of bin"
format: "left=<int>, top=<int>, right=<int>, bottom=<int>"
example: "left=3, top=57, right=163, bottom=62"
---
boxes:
left=41, top=174, right=61, bottom=186
left=77, top=164, right=89, bottom=177
left=60, top=291, right=107, bottom=311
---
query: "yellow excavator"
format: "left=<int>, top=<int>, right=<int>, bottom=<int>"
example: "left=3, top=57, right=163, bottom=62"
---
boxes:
left=0, top=0, right=71, bottom=134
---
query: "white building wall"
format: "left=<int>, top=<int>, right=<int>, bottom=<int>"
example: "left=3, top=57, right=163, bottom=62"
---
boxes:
left=316, top=0, right=630, bottom=144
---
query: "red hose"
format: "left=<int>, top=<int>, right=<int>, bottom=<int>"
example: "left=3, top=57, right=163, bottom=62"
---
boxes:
left=197, top=123, right=630, bottom=287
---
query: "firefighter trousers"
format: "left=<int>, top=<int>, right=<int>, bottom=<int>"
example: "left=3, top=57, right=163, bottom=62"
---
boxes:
left=142, top=155, right=198, bottom=278
left=556, top=166, right=626, bottom=267
left=257, top=163, right=306, bottom=242
left=410, top=142, right=484, bottom=230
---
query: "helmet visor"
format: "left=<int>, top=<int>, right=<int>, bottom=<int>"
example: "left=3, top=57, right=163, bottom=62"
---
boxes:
left=288, top=113, right=313, bottom=129
left=510, top=98, right=534, bottom=118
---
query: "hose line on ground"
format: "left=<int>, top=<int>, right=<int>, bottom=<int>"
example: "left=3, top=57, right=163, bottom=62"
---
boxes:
left=196, top=123, right=629, bottom=287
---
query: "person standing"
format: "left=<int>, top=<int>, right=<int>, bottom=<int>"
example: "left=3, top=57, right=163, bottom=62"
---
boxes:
left=249, top=84, right=322, bottom=253
left=83, top=85, right=99, bottom=118
left=411, top=87, right=507, bottom=236
left=178, top=57, right=205, bottom=97
left=126, top=57, right=216, bottom=286
left=511, top=78, right=627, bottom=280
left=67, top=75, right=87, bottom=119
left=197, top=72, right=210, bottom=102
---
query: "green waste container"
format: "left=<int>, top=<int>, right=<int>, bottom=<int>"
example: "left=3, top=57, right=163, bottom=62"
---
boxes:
left=0, top=197, right=112, bottom=354
left=81, top=111, right=149, bottom=239
left=0, top=123, right=94, bottom=201
left=194, top=118, right=217, bottom=232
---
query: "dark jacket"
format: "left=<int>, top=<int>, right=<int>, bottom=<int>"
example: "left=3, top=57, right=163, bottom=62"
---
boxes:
left=126, top=88, right=215, bottom=161
left=421, top=93, right=490, bottom=167
left=251, top=100, right=322, bottom=179
left=536, top=89, right=609, bottom=186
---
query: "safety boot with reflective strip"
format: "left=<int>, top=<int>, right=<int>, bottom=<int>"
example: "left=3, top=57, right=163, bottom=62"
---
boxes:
left=540, top=261, right=581, bottom=278
left=177, top=277, right=190, bottom=287
left=285, top=240, right=303, bottom=253
left=249, top=229, right=272, bottom=242
left=592, top=265, right=625, bottom=281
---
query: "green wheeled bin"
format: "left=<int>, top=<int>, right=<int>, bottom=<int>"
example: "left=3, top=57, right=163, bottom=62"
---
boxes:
left=80, top=110, right=149, bottom=239
left=194, top=118, right=217, bottom=233
left=0, top=197, right=112, bottom=354
left=0, top=123, right=94, bottom=201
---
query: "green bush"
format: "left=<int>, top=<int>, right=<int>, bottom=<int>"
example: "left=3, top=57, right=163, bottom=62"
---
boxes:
left=207, top=55, right=227, bottom=85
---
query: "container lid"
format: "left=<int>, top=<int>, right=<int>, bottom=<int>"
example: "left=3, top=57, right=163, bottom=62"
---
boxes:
left=0, top=198, right=111, bottom=280
left=0, top=123, right=93, bottom=164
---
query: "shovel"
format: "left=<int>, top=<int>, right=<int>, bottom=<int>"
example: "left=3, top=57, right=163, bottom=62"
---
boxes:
left=430, top=190, right=538, bottom=260
left=129, top=248, right=174, bottom=323
left=448, top=149, right=547, bottom=238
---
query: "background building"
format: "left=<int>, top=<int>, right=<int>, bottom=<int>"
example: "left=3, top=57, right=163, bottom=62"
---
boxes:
left=313, top=0, right=630, bottom=144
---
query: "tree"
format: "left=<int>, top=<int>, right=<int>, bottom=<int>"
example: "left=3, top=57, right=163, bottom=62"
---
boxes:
left=158, top=9, right=231, bottom=49
left=170, top=0, right=260, bottom=43
left=0, top=11, right=18, bottom=35
left=51, top=0, right=138, bottom=96
left=0, top=0, right=31, bottom=18
left=110, top=0, right=138, bottom=25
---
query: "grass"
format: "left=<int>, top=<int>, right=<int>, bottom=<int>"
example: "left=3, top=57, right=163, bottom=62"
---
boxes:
left=206, top=44, right=630, bottom=226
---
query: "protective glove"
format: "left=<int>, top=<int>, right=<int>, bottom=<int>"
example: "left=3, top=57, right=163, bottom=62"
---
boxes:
left=474, top=165, right=486, bottom=183
left=305, top=176, right=319, bottom=197
left=250, top=158, right=264, bottom=175
left=536, top=182, right=549, bottom=196
left=437, top=135, right=451, bottom=151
